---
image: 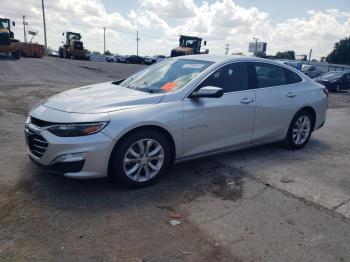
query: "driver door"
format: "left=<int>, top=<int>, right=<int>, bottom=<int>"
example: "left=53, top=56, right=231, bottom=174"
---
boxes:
left=182, top=62, right=256, bottom=157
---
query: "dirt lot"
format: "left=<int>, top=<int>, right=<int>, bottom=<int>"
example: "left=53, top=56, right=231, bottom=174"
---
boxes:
left=1, top=57, right=350, bottom=261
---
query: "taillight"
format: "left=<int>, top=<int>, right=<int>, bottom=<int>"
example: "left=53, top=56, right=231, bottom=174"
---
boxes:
left=323, top=88, right=328, bottom=98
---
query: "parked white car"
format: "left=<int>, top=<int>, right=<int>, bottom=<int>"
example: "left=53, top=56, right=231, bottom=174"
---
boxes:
left=25, top=55, right=328, bottom=188
left=302, top=64, right=322, bottom=78
left=144, top=55, right=167, bottom=65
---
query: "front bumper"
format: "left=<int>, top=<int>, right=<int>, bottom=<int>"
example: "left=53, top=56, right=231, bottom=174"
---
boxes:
left=26, top=123, right=115, bottom=179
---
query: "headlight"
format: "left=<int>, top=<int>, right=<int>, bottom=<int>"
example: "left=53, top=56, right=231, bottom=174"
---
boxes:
left=47, top=122, right=108, bottom=137
left=329, top=79, right=338, bottom=83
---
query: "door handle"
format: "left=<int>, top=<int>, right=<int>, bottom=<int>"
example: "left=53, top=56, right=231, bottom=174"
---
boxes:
left=240, top=98, right=254, bottom=104
left=287, top=92, right=296, bottom=98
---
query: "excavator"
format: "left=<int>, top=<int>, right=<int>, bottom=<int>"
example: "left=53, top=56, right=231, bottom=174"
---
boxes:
left=0, top=18, right=20, bottom=59
left=170, top=35, right=209, bottom=57
left=59, top=32, right=88, bottom=60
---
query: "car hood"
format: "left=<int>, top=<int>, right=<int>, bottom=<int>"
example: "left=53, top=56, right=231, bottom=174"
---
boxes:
left=43, top=82, right=164, bottom=113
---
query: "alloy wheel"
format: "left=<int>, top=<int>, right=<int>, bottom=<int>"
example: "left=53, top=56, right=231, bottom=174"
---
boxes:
left=292, top=115, right=311, bottom=145
left=123, top=138, right=164, bottom=182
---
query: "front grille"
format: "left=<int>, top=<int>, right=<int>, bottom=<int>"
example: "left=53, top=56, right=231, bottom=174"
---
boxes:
left=25, top=127, right=48, bottom=158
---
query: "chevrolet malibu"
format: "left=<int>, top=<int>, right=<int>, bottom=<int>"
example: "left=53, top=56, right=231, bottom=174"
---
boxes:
left=25, top=55, right=328, bottom=188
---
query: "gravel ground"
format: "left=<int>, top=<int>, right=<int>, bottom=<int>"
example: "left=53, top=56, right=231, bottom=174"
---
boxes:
left=0, top=57, right=349, bottom=261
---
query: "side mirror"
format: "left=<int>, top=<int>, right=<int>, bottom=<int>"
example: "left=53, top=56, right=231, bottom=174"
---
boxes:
left=12, top=21, right=15, bottom=26
left=190, top=86, right=223, bottom=99
left=62, top=32, right=64, bottom=36
left=204, top=40, right=207, bottom=46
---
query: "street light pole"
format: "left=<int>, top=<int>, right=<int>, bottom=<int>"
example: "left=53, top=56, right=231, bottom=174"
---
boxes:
left=22, top=15, right=28, bottom=43
left=136, top=30, right=140, bottom=56
left=41, top=0, right=48, bottom=54
left=103, top=27, right=106, bottom=54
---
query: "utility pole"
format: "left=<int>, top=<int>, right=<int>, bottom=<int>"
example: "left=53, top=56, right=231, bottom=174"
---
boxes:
left=136, top=30, right=140, bottom=56
left=22, top=15, right=28, bottom=43
left=253, top=37, right=258, bottom=56
left=41, top=0, right=48, bottom=54
left=103, top=27, right=106, bottom=54
left=308, top=49, right=313, bottom=64
left=225, top=44, right=230, bottom=55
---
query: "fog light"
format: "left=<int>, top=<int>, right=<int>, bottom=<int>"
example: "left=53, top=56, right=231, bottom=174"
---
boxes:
left=51, top=152, right=87, bottom=165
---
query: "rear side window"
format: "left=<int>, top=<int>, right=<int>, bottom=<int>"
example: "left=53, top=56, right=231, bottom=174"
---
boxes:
left=254, top=63, right=287, bottom=88
left=286, top=69, right=303, bottom=84
left=199, top=62, right=249, bottom=93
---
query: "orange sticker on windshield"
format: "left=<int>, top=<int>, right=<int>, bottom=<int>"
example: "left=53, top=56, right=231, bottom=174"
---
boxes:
left=161, top=82, right=177, bottom=92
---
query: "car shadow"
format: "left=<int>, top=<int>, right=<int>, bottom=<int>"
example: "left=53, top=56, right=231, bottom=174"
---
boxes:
left=17, top=137, right=331, bottom=212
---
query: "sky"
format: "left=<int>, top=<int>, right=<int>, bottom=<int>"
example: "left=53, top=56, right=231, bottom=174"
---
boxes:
left=1, top=0, right=349, bottom=59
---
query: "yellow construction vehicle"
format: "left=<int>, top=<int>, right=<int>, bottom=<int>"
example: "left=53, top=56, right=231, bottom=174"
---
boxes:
left=170, top=35, right=209, bottom=57
left=0, top=18, right=20, bottom=59
left=59, top=32, right=88, bottom=60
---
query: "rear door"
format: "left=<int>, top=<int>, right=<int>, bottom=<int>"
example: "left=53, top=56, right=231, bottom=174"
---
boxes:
left=182, top=62, right=256, bottom=157
left=251, top=62, right=304, bottom=143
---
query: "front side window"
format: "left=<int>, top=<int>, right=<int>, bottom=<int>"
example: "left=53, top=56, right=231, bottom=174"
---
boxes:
left=198, top=62, right=249, bottom=93
left=120, top=59, right=213, bottom=93
left=254, top=63, right=287, bottom=88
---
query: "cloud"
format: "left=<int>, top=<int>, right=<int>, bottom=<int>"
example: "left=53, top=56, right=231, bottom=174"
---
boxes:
left=0, top=0, right=349, bottom=58
left=1, top=0, right=135, bottom=54
left=138, top=0, right=196, bottom=18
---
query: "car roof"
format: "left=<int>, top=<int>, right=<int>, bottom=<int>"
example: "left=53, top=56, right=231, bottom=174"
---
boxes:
left=176, top=54, right=284, bottom=64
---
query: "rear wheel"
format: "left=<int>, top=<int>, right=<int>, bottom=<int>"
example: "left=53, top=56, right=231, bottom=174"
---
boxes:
left=284, top=109, right=313, bottom=150
left=110, top=130, right=171, bottom=188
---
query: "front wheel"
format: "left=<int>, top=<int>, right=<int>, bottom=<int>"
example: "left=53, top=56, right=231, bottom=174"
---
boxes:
left=110, top=130, right=171, bottom=188
left=284, top=110, right=313, bottom=150
left=12, top=49, right=20, bottom=59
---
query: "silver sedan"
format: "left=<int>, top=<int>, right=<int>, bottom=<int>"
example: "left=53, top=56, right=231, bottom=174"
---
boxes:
left=25, top=55, right=328, bottom=188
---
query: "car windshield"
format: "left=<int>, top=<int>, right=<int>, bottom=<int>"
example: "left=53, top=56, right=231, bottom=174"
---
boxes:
left=321, top=72, right=343, bottom=78
left=119, top=58, right=213, bottom=93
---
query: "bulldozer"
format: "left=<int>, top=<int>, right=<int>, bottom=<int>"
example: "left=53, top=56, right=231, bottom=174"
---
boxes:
left=0, top=18, right=20, bottom=59
left=59, top=32, right=88, bottom=60
left=170, top=35, right=209, bottom=57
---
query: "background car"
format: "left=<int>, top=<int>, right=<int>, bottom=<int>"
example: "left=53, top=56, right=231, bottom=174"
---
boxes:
left=47, top=50, right=59, bottom=57
left=143, top=55, right=167, bottom=65
left=106, top=55, right=117, bottom=62
left=126, top=55, right=144, bottom=64
left=143, top=56, right=154, bottom=65
left=314, top=71, right=350, bottom=92
left=302, top=64, right=322, bottom=78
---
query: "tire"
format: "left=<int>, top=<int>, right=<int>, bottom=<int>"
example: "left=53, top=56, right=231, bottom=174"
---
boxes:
left=64, top=49, right=70, bottom=59
left=283, top=109, right=314, bottom=150
left=336, top=85, right=340, bottom=93
left=110, top=130, right=171, bottom=188
left=12, top=49, right=20, bottom=59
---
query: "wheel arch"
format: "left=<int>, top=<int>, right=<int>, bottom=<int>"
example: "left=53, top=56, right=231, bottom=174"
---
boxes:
left=299, top=106, right=316, bottom=130
left=107, top=125, right=177, bottom=175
